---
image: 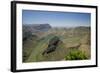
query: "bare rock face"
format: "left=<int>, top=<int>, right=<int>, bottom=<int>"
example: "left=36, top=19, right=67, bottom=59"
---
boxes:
left=42, top=36, right=60, bottom=55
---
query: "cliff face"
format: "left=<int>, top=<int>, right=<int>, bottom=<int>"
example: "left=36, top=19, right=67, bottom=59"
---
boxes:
left=23, top=24, right=52, bottom=41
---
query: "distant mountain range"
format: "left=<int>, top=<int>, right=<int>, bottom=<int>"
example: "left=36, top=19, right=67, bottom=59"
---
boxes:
left=23, top=23, right=90, bottom=40
left=23, top=23, right=52, bottom=33
left=23, top=24, right=52, bottom=41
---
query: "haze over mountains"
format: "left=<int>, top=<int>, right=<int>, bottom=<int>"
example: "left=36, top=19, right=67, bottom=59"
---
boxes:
left=23, top=23, right=90, bottom=40
left=23, top=23, right=51, bottom=32
left=23, top=23, right=90, bottom=32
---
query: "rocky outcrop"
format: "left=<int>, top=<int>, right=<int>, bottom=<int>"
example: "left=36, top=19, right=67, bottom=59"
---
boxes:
left=42, top=36, right=60, bottom=55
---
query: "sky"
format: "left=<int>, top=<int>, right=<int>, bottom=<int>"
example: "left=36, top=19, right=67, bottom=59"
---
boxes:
left=22, top=10, right=91, bottom=27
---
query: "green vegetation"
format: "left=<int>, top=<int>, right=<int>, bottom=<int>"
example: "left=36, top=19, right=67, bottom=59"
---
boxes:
left=22, top=26, right=91, bottom=62
left=65, top=49, right=88, bottom=60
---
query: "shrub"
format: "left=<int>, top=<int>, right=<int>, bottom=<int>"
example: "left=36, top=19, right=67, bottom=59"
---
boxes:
left=65, top=49, right=88, bottom=60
